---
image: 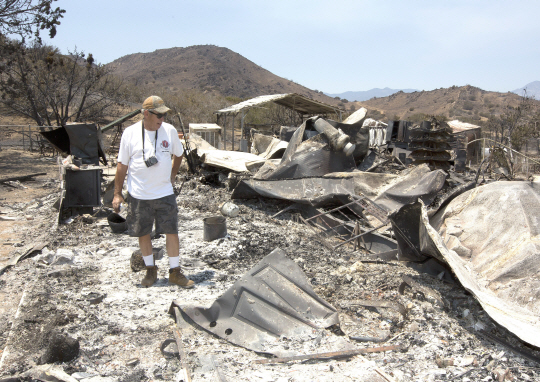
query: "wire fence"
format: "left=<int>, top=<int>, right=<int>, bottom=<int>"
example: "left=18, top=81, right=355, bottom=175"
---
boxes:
left=0, top=124, right=60, bottom=154
left=468, top=137, right=540, bottom=176
left=3, top=123, right=540, bottom=176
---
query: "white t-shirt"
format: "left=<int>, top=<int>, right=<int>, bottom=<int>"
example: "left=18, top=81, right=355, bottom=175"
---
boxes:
left=118, top=121, right=184, bottom=200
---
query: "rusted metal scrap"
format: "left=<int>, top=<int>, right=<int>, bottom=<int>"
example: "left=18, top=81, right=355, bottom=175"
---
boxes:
left=253, top=344, right=401, bottom=364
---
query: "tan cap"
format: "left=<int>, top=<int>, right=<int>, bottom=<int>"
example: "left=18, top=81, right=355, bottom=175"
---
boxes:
left=142, top=95, right=171, bottom=114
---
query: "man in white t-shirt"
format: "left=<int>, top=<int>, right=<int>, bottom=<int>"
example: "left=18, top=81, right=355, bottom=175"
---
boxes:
left=112, top=95, right=194, bottom=289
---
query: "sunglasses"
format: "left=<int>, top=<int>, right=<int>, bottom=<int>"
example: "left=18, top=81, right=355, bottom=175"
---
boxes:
left=149, top=110, right=166, bottom=119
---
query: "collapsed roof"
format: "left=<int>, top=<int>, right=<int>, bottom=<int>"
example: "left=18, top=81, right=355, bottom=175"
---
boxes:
left=214, top=93, right=344, bottom=117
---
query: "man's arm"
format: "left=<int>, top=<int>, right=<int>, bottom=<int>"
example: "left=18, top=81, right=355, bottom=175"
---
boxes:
left=112, top=162, right=128, bottom=213
left=171, top=154, right=183, bottom=184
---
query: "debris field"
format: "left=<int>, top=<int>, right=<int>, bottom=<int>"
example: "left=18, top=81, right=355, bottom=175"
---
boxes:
left=1, top=111, right=540, bottom=382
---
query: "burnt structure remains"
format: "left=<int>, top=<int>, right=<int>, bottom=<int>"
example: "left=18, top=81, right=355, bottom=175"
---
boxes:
left=2, top=99, right=540, bottom=381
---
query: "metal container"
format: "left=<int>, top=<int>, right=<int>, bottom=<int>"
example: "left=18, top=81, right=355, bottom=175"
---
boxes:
left=203, top=216, right=227, bottom=241
left=64, top=168, right=102, bottom=208
left=107, top=213, right=127, bottom=233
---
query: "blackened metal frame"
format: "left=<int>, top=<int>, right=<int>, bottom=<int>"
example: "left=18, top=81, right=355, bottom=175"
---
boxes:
left=299, top=194, right=390, bottom=253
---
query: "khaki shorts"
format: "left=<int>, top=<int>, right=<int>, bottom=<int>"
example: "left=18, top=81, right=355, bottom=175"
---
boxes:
left=126, top=193, right=178, bottom=237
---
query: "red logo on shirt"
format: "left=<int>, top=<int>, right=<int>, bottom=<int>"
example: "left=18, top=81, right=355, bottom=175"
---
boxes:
left=161, top=140, right=169, bottom=148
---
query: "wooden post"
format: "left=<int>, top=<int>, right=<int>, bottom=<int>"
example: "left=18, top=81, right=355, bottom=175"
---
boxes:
left=29, top=125, right=33, bottom=152
left=232, top=115, right=235, bottom=151
left=222, top=115, right=226, bottom=151
left=22, top=126, right=25, bottom=150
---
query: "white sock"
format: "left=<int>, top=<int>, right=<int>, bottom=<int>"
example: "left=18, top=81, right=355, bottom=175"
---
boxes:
left=143, top=254, right=154, bottom=266
left=169, top=256, right=180, bottom=269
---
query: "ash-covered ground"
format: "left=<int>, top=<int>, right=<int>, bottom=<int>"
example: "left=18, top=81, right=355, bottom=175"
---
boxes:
left=1, top=173, right=540, bottom=382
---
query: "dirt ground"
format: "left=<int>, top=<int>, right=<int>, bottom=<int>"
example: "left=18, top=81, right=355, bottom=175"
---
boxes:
left=0, top=149, right=61, bottom=262
left=1, top=148, right=540, bottom=381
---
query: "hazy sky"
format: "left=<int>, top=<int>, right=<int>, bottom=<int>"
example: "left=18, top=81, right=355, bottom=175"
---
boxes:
left=41, top=0, right=539, bottom=94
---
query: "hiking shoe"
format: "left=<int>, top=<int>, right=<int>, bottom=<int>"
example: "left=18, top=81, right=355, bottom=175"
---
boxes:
left=169, top=267, right=194, bottom=289
left=141, top=265, right=158, bottom=287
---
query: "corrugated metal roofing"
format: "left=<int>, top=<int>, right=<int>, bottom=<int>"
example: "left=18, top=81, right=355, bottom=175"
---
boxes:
left=188, top=123, right=222, bottom=131
left=215, top=93, right=342, bottom=116
left=448, top=120, right=481, bottom=134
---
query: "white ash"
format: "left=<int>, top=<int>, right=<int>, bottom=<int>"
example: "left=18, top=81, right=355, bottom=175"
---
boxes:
left=0, top=179, right=539, bottom=381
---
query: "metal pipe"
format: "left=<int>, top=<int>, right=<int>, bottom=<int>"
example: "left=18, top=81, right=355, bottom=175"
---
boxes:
left=253, top=344, right=400, bottom=364
left=313, top=118, right=355, bottom=156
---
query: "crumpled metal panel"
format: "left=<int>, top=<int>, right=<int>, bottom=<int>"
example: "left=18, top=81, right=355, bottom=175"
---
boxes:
left=40, top=124, right=106, bottom=165
left=199, top=149, right=266, bottom=172
left=233, top=165, right=448, bottom=214
left=423, top=181, right=540, bottom=347
left=173, top=248, right=339, bottom=354
left=215, top=93, right=341, bottom=116
left=263, top=120, right=356, bottom=180
left=64, top=123, right=101, bottom=165
left=392, top=182, right=540, bottom=347
left=231, top=176, right=356, bottom=205
left=373, top=165, right=447, bottom=213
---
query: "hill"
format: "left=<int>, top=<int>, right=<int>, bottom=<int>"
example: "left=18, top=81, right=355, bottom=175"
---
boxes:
left=513, top=81, right=540, bottom=99
left=326, top=87, right=418, bottom=102
left=356, top=85, right=539, bottom=122
left=107, top=45, right=339, bottom=106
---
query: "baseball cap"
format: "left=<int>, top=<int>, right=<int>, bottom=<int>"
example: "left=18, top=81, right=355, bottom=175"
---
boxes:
left=142, top=95, right=171, bottom=114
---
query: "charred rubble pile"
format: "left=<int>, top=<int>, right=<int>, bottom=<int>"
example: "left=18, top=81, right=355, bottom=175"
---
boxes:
left=1, top=112, right=540, bottom=381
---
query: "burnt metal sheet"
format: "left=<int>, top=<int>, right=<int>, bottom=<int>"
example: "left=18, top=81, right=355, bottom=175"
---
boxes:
left=422, top=182, right=540, bottom=347
left=39, top=124, right=106, bottom=165
left=39, top=126, right=71, bottom=153
left=390, top=182, right=540, bottom=347
left=215, top=93, right=342, bottom=116
left=263, top=118, right=356, bottom=180
left=231, top=176, right=356, bottom=205
left=172, top=248, right=339, bottom=354
left=234, top=165, right=447, bottom=216
left=390, top=202, right=428, bottom=262
left=373, top=165, right=447, bottom=213
left=63, top=169, right=102, bottom=208
left=64, top=123, right=101, bottom=165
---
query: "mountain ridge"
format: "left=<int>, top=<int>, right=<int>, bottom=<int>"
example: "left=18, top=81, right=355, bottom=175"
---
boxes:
left=107, top=45, right=339, bottom=106
left=512, top=81, right=540, bottom=99
left=326, top=87, right=418, bottom=102
left=106, top=45, right=539, bottom=122
left=357, top=84, right=540, bottom=122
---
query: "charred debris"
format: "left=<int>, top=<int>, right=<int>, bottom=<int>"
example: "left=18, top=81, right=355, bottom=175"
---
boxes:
left=2, top=108, right=540, bottom=381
